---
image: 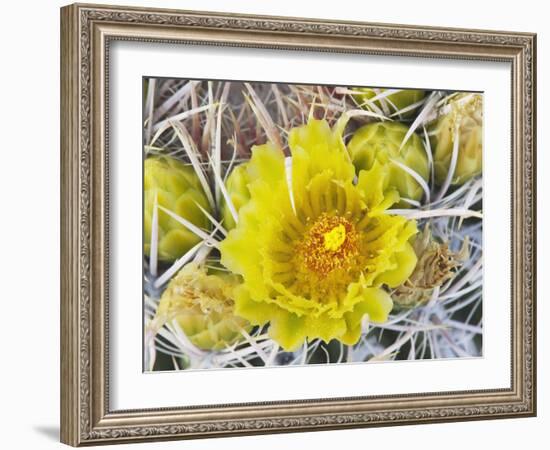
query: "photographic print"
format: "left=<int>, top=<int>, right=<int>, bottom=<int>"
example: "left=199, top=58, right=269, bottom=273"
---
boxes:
left=143, top=79, right=483, bottom=372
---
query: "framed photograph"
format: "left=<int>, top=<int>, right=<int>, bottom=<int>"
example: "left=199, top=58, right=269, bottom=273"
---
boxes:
left=60, top=3, right=537, bottom=446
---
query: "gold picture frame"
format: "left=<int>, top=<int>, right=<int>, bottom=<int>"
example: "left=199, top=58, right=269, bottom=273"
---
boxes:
left=60, top=2, right=536, bottom=446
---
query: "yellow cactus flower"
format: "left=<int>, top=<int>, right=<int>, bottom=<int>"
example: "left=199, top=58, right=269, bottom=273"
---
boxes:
left=155, top=263, right=250, bottom=351
left=221, top=163, right=251, bottom=230
left=430, top=93, right=483, bottom=185
left=347, top=122, right=429, bottom=205
left=354, top=88, right=425, bottom=118
left=220, top=119, right=418, bottom=351
left=144, top=155, right=211, bottom=262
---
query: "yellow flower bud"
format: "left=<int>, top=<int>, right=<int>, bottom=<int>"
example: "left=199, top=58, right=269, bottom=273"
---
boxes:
left=144, top=155, right=211, bottom=262
left=354, top=88, right=425, bottom=118
left=430, top=93, right=483, bottom=185
left=221, top=164, right=251, bottom=230
left=348, top=122, right=429, bottom=205
left=155, top=263, right=250, bottom=351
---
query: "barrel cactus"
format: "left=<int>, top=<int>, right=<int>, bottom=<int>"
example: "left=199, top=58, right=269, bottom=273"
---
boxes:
left=144, top=155, right=211, bottom=262
left=353, top=88, right=425, bottom=119
left=347, top=122, right=429, bottom=205
left=155, top=262, right=250, bottom=351
left=430, top=93, right=483, bottom=185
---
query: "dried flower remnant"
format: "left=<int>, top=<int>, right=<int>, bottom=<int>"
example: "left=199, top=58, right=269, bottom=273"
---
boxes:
left=348, top=122, right=429, bottom=205
left=393, top=226, right=469, bottom=309
left=430, top=93, right=483, bottom=185
left=144, top=155, right=212, bottom=261
left=220, top=118, right=418, bottom=351
left=153, top=262, right=250, bottom=351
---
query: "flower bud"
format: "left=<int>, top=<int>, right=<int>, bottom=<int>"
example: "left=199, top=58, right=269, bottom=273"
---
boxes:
left=348, top=122, right=429, bottom=205
left=144, top=155, right=211, bottom=262
left=155, top=263, right=250, bottom=351
left=353, top=88, right=425, bottom=118
left=430, top=93, right=483, bottom=185
left=221, top=163, right=251, bottom=230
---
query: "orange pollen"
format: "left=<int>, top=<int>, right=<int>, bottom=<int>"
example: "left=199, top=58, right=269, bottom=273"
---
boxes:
left=296, top=214, right=359, bottom=277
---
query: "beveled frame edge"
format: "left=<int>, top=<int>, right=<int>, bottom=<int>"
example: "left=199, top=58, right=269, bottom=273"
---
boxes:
left=60, top=2, right=537, bottom=446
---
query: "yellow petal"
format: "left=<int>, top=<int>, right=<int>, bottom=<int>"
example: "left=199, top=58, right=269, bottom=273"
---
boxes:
left=375, top=242, right=418, bottom=288
left=341, top=287, right=393, bottom=344
left=356, top=160, right=400, bottom=214
left=360, top=287, right=394, bottom=324
left=268, top=311, right=308, bottom=352
left=233, top=285, right=279, bottom=326
left=246, top=142, right=285, bottom=189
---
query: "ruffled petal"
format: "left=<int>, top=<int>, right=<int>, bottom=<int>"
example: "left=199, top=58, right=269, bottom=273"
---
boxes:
left=268, top=310, right=308, bottom=352
left=232, top=285, right=280, bottom=326
left=246, top=142, right=286, bottom=189
left=356, top=160, right=400, bottom=215
left=362, top=287, right=394, bottom=323
left=374, top=241, right=417, bottom=288
left=290, top=119, right=355, bottom=219
left=341, top=286, right=393, bottom=344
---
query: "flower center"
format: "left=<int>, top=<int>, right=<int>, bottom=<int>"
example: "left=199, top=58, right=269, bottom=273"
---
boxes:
left=296, top=214, right=359, bottom=278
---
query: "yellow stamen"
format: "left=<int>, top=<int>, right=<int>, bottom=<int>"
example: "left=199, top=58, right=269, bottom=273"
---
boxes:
left=323, top=224, right=346, bottom=251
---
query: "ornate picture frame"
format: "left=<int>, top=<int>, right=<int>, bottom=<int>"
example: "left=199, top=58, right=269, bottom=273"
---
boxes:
left=60, top=3, right=536, bottom=446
